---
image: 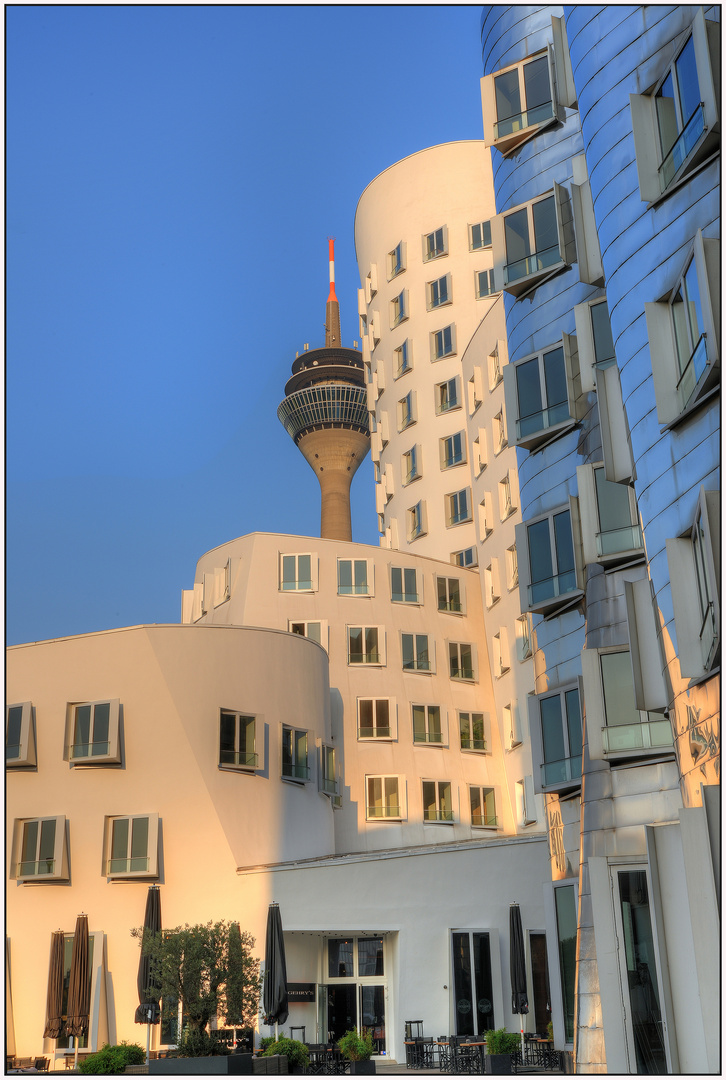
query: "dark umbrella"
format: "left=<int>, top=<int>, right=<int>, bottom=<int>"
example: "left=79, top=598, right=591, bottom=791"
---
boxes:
left=43, top=931, right=65, bottom=1039
left=263, top=903, right=288, bottom=1036
left=510, top=903, right=528, bottom=1061
left=134, top=886, right=162, bottom=1063
left=66, top=914, right=90, bottom=1068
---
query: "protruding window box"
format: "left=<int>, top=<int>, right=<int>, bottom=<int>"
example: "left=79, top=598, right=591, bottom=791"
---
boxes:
left=104, top=813, right=159, bottom=879
left=11, top=816, right=69, bottom=883
left=6, top=702, right=35, bottom=768
left=219, top=711, right=259, bottom=771
left=65, top=699, right=121, bottom=766
left=412, top=704, right=444, bottom=745
left=282, top=725, right=310, bottom=783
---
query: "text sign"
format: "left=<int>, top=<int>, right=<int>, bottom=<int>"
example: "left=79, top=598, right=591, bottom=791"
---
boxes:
left=287, top=983, right=316, bottom=1002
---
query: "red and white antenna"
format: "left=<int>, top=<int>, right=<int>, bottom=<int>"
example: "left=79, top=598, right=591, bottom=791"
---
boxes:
left=327, top=236, right=338, bottom=303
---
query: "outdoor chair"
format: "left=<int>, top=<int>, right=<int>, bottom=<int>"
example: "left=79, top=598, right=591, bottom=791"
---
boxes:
left=34, top=1060, right=50, bottom=1073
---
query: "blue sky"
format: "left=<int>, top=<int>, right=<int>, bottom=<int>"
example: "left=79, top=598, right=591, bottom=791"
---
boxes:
left=7, top=4, right=486, bottom=645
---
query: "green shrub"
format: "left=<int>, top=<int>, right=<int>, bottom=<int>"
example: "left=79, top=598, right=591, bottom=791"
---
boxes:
left=484, top=1028, right=520, bottom=1056
left=337, top=1029, right=374, bottom=1061
left=261, top=1037, right=309, bottom=1069
left=177, top=1026, right=231, bottom=1057
left=77, top=1041, right=145, bottom=1074
left=547, top=1020, right=554, bottom=1043
left=258, top=1036, right=276, bottom=1052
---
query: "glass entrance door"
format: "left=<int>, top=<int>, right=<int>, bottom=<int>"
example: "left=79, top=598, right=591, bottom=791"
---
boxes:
left=360, top=985, right=385, bottom=1054
left=324, top=937, right=387, bottom=1055
left=327, top=984, right=357, bottom=1044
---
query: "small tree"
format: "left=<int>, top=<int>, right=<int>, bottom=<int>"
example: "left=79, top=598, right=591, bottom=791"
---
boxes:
left=131, top=920, right=261, bottom=1038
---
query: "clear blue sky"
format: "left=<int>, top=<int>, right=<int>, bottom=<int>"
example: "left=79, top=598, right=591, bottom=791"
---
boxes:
left=7, top=4, right=486, bottom=645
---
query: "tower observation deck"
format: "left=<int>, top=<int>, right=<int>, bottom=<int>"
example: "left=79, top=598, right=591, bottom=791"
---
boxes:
left=278, top=240, right=370, bottom=542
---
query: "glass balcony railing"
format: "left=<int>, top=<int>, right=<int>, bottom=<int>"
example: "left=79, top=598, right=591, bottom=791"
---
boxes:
left=517, top=400, right=570, bottom=439
left=71, top=741, right=111, bottom=759
left=358, top=726, right=391, bottom=739
left=367, top=805, right=401, bottom=819
left=460, top=738, right=486, bottom=751
left=18, top=859, right=55, bottom=877
left=438, top=600, right=463, bottom=613
left=676, top=334, right=709, bottom=411
left=451, top=668, right=474, bottom=681
left=321, top=777, right=338, bottom=796
left=282, top=762, right=310, bottom=781
left=413, top=731, right=443, bottom=745
left=471, top=814, right=498, bottom=828
left=658, top=103, right=706, bottom=192
left=596, top=523, right=643, bottom=557
left=504, top=244, right=561, bottom=285
left=495, top=100, right=554, bottom=139
left=349, top=651, right=381, bottom=665
left=403, top=659, right=431, bottom=672
left=220, top=750, right=258, bottom=768
left=108, top=856, right=150, bottom=874
left=601, top=719, right=673, bottom=754
left=423, top=809, right=454, bottom=822
left=528, top=570, right=578, bottom=607
left=541, top=755, right=582, bottom=788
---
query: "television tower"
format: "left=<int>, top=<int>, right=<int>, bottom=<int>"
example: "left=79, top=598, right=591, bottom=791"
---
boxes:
left=278, top=240, right=370, bottom=542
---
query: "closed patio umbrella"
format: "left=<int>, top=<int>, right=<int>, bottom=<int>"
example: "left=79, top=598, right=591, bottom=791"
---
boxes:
left=134, top=886, right=162, bottom=1064
left=263, top=903, right=288, bottom=1037
left=509, top=903, right=528, bottom=1062
left=43, top=931, right=65, bottom=1039
left=65, top=914, right=90, bottom=1068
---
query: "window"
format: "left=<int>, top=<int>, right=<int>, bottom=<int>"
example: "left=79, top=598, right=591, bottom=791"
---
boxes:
left=66, top=700, right=121, bottom=765
left=516, top=504, right=583, bottom=615
left=11, top=816, right=68, bottom=882
left=506, top=545, right=519, bottom=589
left=554, top=885, right=577, bottom=1043
left=516, top=614, right=533, bottom=661
left=459, top=711, right=486, bottom=752
left=492, top=188, right=570, bottom=297
left=468, top=368, right=484, bottom=414
left=446, top=488, right=472, bottom=527
left=407, top=501, right=427, bottom=541
left=437, top=576, right=463, bottom=614
left=397, top=390, right=416, bottom=431
left=388, top=241, right=406, bottom=279
left=574, top=298, right=617, bottom=395
left=358, top=699, right=394, bottom=740
left=440, top=431, right=466, bottom=469
left=422, top=780, right=454, bottom=822
left=105, top=814, right=159, bottom=878
left=427, top=273, right=452, bottom=310
left=432, top=324, right=455, bottom=360
left=391, top=566, right=419, bottom=604
left=219, top=710, right=258, bottom=770
left=504, top=703, right=523, bottom=749
left=366, top=776, right=403, bottom=820
left=338, top=559, right=372, bottom=596
left=347, top=626, right=383, bottom=666
left=484, top=561, right=500, bottom=608
left=470, top=786, right=497, bottom=827
left=630, top=11, right=719, bottom=201
left=484, top=51, right=556, bottom=152
left=479, top=493, right=494, bottom=538
left=423, top=226, right=447, bottom=262
left=451, top=547, right=477, bottom=568
left=582, top=648, right=672, bottom=758
left=390, top=289, right=408, bottom=328
left=365, top=265, right=378, bottom=303
left=394, top=339, right=411, bottom=378
left=475, top=270, right=496, bottom=299
left=436, top=377, right=459, bottom=415
left=492, top=630, right=509, bottom=677
left=282, top=725, right=310, bottom=781
left=516, top=776, right=538, bottom=826
left=320, top=745, right=338, bottom=797
left=412, top=704, right=443, bottom=745
left=529, top=685, right=582, bottom=792
left=402, top=633, right=433, bottom=673
left=402, top=445, right=421, bottom=486
left=666, top=487, right=719, bottom=677
left=493, top=411, right=507, bottom=454
left=576, top=464, right=643, bottom=566
left=280, top=553, right=316, bottom=592
left=469, top=220, right=492, bottom=250
left=473, top=432, right=486, bottom=475
left=489, top=342, right=504, bottom=390
left=499, top=471, right=516, bottom=519
left=6, top=702, right=35, bottom=768
left=289, top=620, right=327, bottom=648
left=451, top=932, right=495, bottom=1036
left=502, top=339, right=577, bottom=450
left=449, top=642, right=474, bottom=681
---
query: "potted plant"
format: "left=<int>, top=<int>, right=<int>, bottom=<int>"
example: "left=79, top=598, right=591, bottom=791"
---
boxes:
left=483, top=1028, right=520, bottom=1075
left=337, top=1029, right=376, bottom=1075
left=547, top=1020, right=554, bottom=1044
left=262, top=1037, right=309, bottom=1074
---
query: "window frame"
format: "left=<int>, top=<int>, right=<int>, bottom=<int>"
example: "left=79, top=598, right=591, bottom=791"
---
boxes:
left=435, top=376, right=461, bottom=416
left=451, top=546, right=477, bottom=569
left=6, top=701, right=35, bottom=768
left=401, top=444, right=421, bottom=487
left=337, top=558, right=374, bottom=597
left=407, top=500, right=427, bottom=542
left=365, top=774, right=405, bottom=821
left=319, top=743, right=339, bottom=799
left=431, top=324, right=456, bottom=361
left=498, top=469, right=517, bottom=521
left=218, top=709, right=259, bottom=772
left=397, top=389, right=417, bottom=432
left=11, top=815, right=69, bottom=883
left=422, top=779, right=455, bottom=824
left=528, top=682, right=583, bottom=795
left=412, top=703, right=446, bottom=747
left=446, top=487, right=472, bottom=528
left=515, top=501, right=584, bottom=616
left=422, top=225, right=448, bottom=263
left=469, top=220, right=492, bottom=250
left=475, top=269, right=497, bottom=300
left=481, top=48, right=560, bottom=154
left=502, top=336, right=579, bottom=451
left=357, top=698, right=396, bottom=741
left=666, top=487, right=720, bottom=678
left=390, top=288, right=408, bottom=329
left=393, top=339, right=412, bottom=379
left=459, top=711, right=488, bottom=754
left=281, top=724, right=311, bottom=783
left=427, top=272, right=452, bottom=311
left=484, top=560, right=500, bottom=609
left=279, top=552, right=318, bottom=593
left=401, top=632, right=435, bottom=674
left=469, top=785, right=498, bottom=828
left=440, top=430, right=467, bottom=471
left=576, top=463, right=644, bottom=568
left=288, top=619, right=329, bottom=650
left=437, top=575, right=465, bottom=615
left=388, top=241, right=406, bottom=280
left=347, top=625, right=386, bottom=667
left=64, top=699, right=121, bottom=766
left=103, top=813, right=159, bottom=880
left=515, top=613, right=533, bottom=662
left=448, top=640, right=476, bottom=682
left=491, top=186, right=572, bottom=298
left=390, top=565, right=422, bottom=605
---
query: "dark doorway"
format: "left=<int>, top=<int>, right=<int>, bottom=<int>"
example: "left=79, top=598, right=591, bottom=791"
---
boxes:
left=327, top=984, right=357, bottom=1043
left=529, top=932, right=552, bottom=1034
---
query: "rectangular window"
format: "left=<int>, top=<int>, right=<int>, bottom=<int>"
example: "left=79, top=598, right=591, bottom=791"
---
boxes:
left=423, top=226, right=447, bottom=262
left=493, top=411, right=507, bottom=454
left=506, top=545, right=519, bottom=589
left=436, top=377, right=459, bottom=415
left=366, top=776, right=403, bottom=820
left=654, top=29, right=710, bottom=192
left=289, top=620, right=326, bottom=647
left=65, top=699, right=121, bottom=766
left=475, top=269, right=496, bottom=299
left=669, top=249, right=712, bottom=411
left=390, top=289, right=408, bottom=328
left=469, top=220, right=492, bottom=250
left=440, top=431, right=465, bottom=469
left=422, top=780, right=454, bottom=822
left=402, top=446, right=420, bottom=486
left=505, top=342, right=574, bottom=449
left=449, top=642, right=474, bottom=680
left=479, top=493, right=494, bottom=537
left=219, top=710, right=258, bottom=769
left=398, top=391, right=415, bottom=431
left=489, top=344, right=503, bottom=389
left=402, top=633, right=432, bottom=673
left=321, top=745, right=338, bottom=797
left=451, top=547, right=477, bottom=568
left=281, top=725, right=310, bottom=781
left=408, top=501, right=426, bottom=541
left=104, top=813, right=160, bottom=878
left=523, top=507, right=580, bottom=612
left=492, top=630, right=510, bottom=677
left=391, top=567, right=419, bottom=603
left=446, top=488, right=472, bottom=527
left=494, top=53, right=554, bottom=141
left=599, top=651, right=671, bottom=755
left=594, top=467, right=642, bottom=559
left=499, top=473, right=515, bottom=519
left=460, top=711, right=486, bottom=752
left=554, top=886, right=577, bottom=1043
left=412, top=704, right=443, bottom=745
left=6, top=702, right=35, bottom=768
left=280, top=553, right=315, bottom=592
left=496, top=190, right=567, bottom=297
left=437, top=576, right=463, bottom=614
left=451, top=932, right=495, bottom=1036
left=388, top=241, right=405, bottom=279
left=348, top=626, right=382, bottom=665
left=516, top=614, right=533, bottom=661
left=428, top=274, right=451, bottom=310
left=358, top=698, right=393, bottom=740
left=338, top=559, right=371, bottom=596
left=394, top=340, right=411, bottom=378
left=432, top=325, right=455, bottom=360
left=470, top=786, right=497, bottom=827
left=484, top=562, right=500, bottom=608
left=538, top=686, right=582, bottom=790
left=18, top=818, right=56, bottom=877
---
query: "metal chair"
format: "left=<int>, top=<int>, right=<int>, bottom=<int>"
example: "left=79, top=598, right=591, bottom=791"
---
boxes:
left=290, top=1025, right=306, bottom=1044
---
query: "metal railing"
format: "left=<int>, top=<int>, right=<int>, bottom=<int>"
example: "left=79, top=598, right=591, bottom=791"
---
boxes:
left=358, top=726, right=391, bottom=739
left=282, top=762, right=310, bottom=781
left=70, top=741, right=111, bottom=759
left=108, top=856, right=150, bottom=874
left=321, top=777, right=338, bottom=796
left=460, top=738, right=486, bottom=751
left=504, top=244, right=561, bottom=285
left=219, top=750, right=258, bottom=768
left=367, top=805, right=401, bottom=819
left=699, top=601, right=718, bottom=669
left=438, top=600, right=463, bottom=613
left=423, top=808, right=454, bottom=822
left=403, top=659, right=431, bottom=671
left=471, top=813, right=498, bottom=827
left=277, top=385, right=369, bottom=441
left=18, top=859, right=55, bottom=877
left=348, top=651, right=381, bottom=665
left=495, top=100, right=554, bottom=139
left=413, top=730, right=443, bottom=744
left=451, top=667, right=474, bottom=680
left=658, top=102, right=706, bottom=191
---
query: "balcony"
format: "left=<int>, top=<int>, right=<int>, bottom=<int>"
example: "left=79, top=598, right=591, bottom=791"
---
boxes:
left=495, top=100, right=554, bottom=140
left=528, top=570, right=578, bottom=608
left=601, top=718, right=673, bottom=754
left=517, top=400, right=570, bottom=441
left=596, top=524, right=643, bottom=558
left=504, top=244, right=561, bottom=286
left=540, top=755, right=581, bottom=789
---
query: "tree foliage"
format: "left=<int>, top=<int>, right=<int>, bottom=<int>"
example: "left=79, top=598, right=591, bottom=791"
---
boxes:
left=131, top=920, right=261, bottom=1035
left=77, top=1042, right=145, bottom=1074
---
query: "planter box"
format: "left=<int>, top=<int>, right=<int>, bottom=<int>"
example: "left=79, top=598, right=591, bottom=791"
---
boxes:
left=349, top=1062, right=376, bottom=1075
left=150, top=1055, right=256, bottom=1075
left=484, top=1054, right=512, bottom=1075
